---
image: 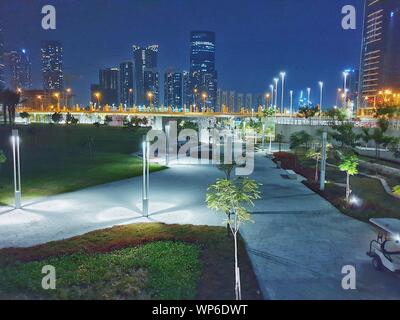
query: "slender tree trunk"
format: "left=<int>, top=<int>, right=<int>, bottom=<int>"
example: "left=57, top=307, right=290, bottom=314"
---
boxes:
left=2, top=105, right=7, bottom=125
left=346, top=173, right=350, bottom=203
left=315, top=159, right=319, bottom=182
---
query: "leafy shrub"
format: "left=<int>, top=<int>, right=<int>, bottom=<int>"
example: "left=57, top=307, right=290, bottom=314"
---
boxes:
left=0, top=150, right=6, bottom=164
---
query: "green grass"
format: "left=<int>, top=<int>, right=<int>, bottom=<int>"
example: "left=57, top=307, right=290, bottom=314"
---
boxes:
left=0, top=223, right=262, bottom=300
left=0, top=124, right=165, bottom=205
left=0, top=241, right=201, bottom=300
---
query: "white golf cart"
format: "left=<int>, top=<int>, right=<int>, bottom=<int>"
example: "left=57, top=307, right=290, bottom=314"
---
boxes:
left=367, top=218, right=400, bottom=272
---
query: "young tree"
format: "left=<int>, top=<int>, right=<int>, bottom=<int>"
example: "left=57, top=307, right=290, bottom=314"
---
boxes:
left=298, top=105, right=319, bottom=123
left=104, top=115, right=113, bottom=125
left=360, top=127, right=371, bottom=148
left=206, top=177, right=261, bottom=300
left=371, top=118, right=394, bottom=159
left=330, top=122, right=360, bottom=150
left=51, top=112, right=63, bottom=124
left=275, top=133, right=284, bottom=153
left=306, top=147, right=322, bottom=182
left=290, top=130, right=312, bottom=150
left=338, top=154, right=359, bottom=204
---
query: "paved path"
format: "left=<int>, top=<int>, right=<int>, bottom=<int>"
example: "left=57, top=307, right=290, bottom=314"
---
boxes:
left=0, top=150, right=399, bottom=299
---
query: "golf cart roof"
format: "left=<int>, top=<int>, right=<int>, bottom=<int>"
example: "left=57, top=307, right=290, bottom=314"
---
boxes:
left=370, top=218, right=400, bottom=236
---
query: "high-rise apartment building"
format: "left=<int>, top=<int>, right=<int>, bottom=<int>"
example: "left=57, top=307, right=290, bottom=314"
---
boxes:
left=41, top=41, right=64, bottom=91
left=359, top=0, right=400, bottom=105
left=133, top=45, right=159, bottom=106
left=6, top=49, right=32, bottom=90
left=0, top=24, right=5, bottom=91
left=119, top=61, right=134, bottom=107
left=99, top=68, right=119, bottom=106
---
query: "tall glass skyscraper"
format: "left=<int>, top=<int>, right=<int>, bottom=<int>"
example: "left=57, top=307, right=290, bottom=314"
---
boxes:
left=0, top=24, right=5, bottom=91
left=359, top=0, right=400, bottom=105
left=119, top=61, right=134, bottom=107
left=41, top=40, right=64, bottom=91
left=132, top=45, right=159, bottom=106
left=6, top=49, right=32, bottom=90
left=189, top=31, right=217, bottom=109
left=164, top=71, right=183, bottom=108
left=99, top=67, right=119, bottom=106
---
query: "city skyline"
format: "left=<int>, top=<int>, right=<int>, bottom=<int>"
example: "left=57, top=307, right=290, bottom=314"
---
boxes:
left=0, top=0, right=365, bottom=106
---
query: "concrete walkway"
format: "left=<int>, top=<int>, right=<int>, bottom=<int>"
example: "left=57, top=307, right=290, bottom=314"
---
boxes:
left=0, top=150, right=399, bottom=299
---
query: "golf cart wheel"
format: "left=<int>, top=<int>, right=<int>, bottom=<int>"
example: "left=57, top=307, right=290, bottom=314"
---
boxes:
left=372, top=256, right=383, bottom=271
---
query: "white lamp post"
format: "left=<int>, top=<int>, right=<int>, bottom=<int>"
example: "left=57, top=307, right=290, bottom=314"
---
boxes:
left=142, top=139, right=150, bottom=217
left=320, top=131, right=328, bottom=191
left=165, top=124, right=170, bottom=165
left=343, top=71, right=349, bottom=105
left=12, top=130, right=22, bottom=209
left=289, top=90, right=293, bottom=118
left=280, top=72, right=286, bottom=112
left=318, top=81, right=324, bottom=110
left=269, top=85, right=274, bottom=109
left=273, top=78, right=279, bottom=110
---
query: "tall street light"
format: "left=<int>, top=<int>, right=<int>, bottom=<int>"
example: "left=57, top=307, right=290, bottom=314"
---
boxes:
left=265, top=93, right=270, bottom=109
left=94, top=92, right=101, bottom=108
left=142, top=139, right=150, bottom=217
left=269, top=85, right=274, bottom=109
left=289, top=90, right=293, bottom=118
left=66, top=88, right=72, bottom=108
left=54, top=92, right=60, bottom=110
left=280, top=72, right=286, bottom=112
left=147, top=92, right=153, bottom=109
left=343, top=71, right=349, bottom=106
left=12, top=130, right=22, bottom=209
left=318, top=81, right=324, bottom=111
left=336, top=88, right=342, bottom=108
left=202, top=92, right=208, bottom=112
left=273, top=78, right=279, bottom=110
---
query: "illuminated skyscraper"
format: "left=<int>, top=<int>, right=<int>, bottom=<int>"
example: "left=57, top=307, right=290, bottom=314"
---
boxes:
left=132, top=45, right=159, bottom=106
left=164, top=71, right=183, bottom=109
left=41, top=41, right=64, bottom=91
left=189, top=31, right=217, bottom=109
left=6, top=49, right=32, bottom=90
left=99, top=67, right=119, bottom=106
left=0, top=24, right=5, bottom=90
left=359, top=0, right=400, bottom=105
left=119, top=61, right=134, bottom=107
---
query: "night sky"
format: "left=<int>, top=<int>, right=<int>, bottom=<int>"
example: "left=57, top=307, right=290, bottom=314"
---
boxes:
left=0, top=0, right=364, bottom=106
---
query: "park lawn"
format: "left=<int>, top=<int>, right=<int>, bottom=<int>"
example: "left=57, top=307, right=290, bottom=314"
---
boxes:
left=0, top=223, right=262, bottom=300
left=0, top=124, right=165, bottom=205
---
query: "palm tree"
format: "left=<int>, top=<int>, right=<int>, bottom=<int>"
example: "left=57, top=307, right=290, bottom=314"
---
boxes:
left=0, top=89, right=21, bottom=125
left=206, top=177, right=261, bottom=300
left=0, top=89, right=7, bottom=125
